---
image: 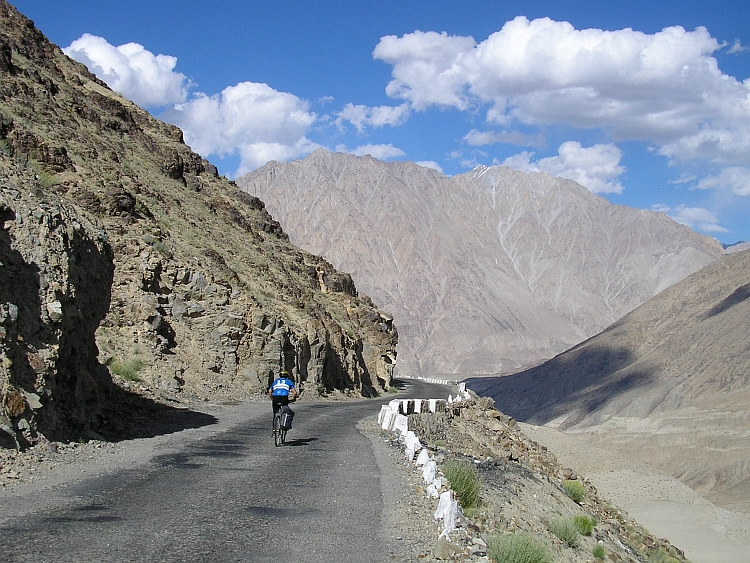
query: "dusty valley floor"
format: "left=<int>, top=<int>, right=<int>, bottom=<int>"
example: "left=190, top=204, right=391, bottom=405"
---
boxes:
left=520, top=423, right=750, bottom=563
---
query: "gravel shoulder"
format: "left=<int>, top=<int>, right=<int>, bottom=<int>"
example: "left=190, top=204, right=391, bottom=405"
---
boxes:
left=520, top=423, right=750, bottom=563
left=359, top=415, right=449, bottom=562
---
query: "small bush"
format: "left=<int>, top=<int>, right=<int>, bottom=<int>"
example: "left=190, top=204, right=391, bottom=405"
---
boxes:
left=443, top=459, right=480, bottom=509
left=38, top=170, right=59, bottom=189
left=109, top=357, right=145, bottom=381
left=564, top=479, right=586, bottom=503
left=649, top=549, right=680, bottom=563
left=487, top=534, right=552, bottom=563
left=592, top=544, right=606, bottom=559
left=573, top=514, right=597, bottom=536
left=549, top=516, right=580, bottom=548
left=0, top=139, right=13, bottom=156
left=143, top=234, right=172, bottom=259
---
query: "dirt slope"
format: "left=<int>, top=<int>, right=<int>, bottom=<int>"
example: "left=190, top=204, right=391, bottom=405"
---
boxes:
left=467, top=249, right=750, bottom=512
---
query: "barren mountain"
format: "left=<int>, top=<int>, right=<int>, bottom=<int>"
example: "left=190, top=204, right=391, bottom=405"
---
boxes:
left=0, top=1, right=396, bottom=449
left=466, top=249, right=750, bottom=512
left=239, top=149, right=722, bottom=378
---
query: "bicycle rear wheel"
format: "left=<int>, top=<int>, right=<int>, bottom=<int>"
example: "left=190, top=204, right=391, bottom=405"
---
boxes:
left=273, top=414, right=281, bottom=447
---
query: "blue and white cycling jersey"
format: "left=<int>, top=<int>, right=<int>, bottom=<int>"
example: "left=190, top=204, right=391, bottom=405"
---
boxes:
left=270, top=377, right=295, bottom=396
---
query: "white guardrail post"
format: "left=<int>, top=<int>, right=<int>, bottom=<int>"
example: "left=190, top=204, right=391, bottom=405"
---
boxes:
left=377, top=390, right=469, bottom=541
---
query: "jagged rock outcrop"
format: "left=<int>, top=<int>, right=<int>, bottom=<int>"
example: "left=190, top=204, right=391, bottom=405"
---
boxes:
left=0, top=1, right=396, bottom=447
left=238, top=149, right=722, bottom=378
left=467, top=249, right=750, bottom=512
left=1, top=162, right=113, bottom=448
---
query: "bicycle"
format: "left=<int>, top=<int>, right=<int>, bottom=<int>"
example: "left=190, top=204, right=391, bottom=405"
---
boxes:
left=272, top=410, right=287, bottom=447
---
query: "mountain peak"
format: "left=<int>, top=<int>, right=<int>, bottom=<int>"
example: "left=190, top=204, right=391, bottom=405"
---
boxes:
left=239, top=154, right=721, bottom=378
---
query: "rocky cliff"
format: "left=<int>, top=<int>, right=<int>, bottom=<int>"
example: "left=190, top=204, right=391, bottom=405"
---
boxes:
left=0, top=1, right=396, bottom=448
left=467, top=249, right=750, bottom=512
left=238, top=149, right=722, bottom=378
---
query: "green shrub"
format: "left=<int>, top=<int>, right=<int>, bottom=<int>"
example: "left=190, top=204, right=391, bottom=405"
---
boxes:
left=463, top=505, right=481, bottom=519
left=487, top=534, right=552, bottom=563
left=549, top=516, right=580, bottom=548
left=109, top=357, right=145, bottom=381
left=592, top=544, right=606, bottom=559
left=38, top=170, right=59, bottom=189
left=443, top=459, right=480, bottom=509
left=0, top=139, right=13, bottom=156
left=143, top=234, right=172, bottom=259
left=573, top=514, right=597, bottom=536
left=563, top=479, right=586, bottom=503
left=649, top=549, right=680, bottom=563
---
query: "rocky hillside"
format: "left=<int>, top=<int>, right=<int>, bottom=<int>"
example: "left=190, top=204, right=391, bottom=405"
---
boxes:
left=0, top=1, right=396, bottom=449
left=467, top=249, right=750, bottom=512
left=238, top=149, right=722, bottom=378
left=382, top=394, right=689, bottom=562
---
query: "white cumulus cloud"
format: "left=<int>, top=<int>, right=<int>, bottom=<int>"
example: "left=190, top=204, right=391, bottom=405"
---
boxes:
left=63, top=34, right=188, bottom=108
left=336, top=143, right=406, bottom=160
left=727, top=39, right=748, bottom=54
left=652, top=204, right=727, bottom=233
left=374, top=31, right=478, bottom=111
left=163, top=82, right=319, bottom=176
left=416, top=161, right=444, bottom=173
left=374, top=18, right=750, bottom=166
left=501, top=142, right=625, bottom=194
left=335, top=103, right=410, bottom=132
left=464, top=129, right=545, bottom=147
left=695, top=167, right=750, bottom=196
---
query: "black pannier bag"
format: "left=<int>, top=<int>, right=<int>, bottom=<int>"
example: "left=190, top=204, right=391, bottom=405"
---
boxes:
left=279, top=405, right=295, bottom=430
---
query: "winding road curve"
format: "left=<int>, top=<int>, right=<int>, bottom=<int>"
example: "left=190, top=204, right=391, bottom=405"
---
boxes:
left=0, top=379, right=451, bottom=562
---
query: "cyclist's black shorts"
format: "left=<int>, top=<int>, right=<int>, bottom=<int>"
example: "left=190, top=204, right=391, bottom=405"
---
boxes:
left=272, top=395, right=289, bottom=415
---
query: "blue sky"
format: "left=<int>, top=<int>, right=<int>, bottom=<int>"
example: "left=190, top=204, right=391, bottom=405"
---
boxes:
left=12, top=0, right=750, bottom=244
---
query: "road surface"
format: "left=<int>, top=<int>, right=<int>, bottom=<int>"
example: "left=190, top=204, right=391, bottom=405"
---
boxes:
left=0, top=379, right=452, bottom=563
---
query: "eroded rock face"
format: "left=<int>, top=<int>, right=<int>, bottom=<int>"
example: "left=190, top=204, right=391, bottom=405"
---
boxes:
left=0, top=162, right=113, bottom=448
left=121, top=254, right=396, bottom=399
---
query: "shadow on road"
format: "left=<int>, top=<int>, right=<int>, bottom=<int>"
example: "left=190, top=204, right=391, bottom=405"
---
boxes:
left=389, top=378, right=409, bottom=390
left=282, top=437, right=319, bottom=447
left=98, top=387, right=220, bottom=443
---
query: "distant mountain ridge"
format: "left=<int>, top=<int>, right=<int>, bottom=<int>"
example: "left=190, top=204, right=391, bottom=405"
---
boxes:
left=466, top=249, right=750, bottom=512
left=239, top=149, right=722, bottom=377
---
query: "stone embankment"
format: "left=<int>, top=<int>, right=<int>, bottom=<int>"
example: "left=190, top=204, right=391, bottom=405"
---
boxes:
left=379, top=390, right=689, bottom=562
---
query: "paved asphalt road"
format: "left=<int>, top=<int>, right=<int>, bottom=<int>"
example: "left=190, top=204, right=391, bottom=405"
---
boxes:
left=0, top=379, right=453, bottom=563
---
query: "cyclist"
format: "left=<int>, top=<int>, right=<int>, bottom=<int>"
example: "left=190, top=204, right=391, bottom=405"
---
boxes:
left=268, top=370, right=297, bottom=433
